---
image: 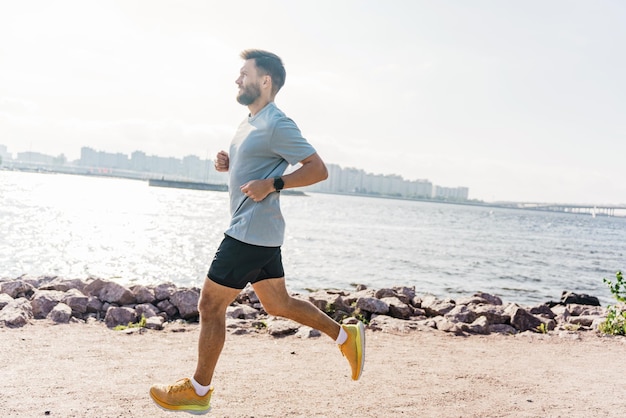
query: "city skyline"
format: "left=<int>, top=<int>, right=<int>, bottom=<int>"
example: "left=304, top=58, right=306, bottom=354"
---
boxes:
left=1, top=2, right=625, bottom=204
left=0, top=143, right=469, bottom=201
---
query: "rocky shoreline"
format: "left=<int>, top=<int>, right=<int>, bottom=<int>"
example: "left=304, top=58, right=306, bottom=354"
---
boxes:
left=0, top=275, right=619, bottom=337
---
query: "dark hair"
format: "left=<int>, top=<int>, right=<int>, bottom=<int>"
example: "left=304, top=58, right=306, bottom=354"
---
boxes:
left=240, top=49, right=286, bottom=94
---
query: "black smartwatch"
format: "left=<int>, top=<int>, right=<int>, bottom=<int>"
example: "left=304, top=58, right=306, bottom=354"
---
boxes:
left=273, top=176, right=285, bottom=192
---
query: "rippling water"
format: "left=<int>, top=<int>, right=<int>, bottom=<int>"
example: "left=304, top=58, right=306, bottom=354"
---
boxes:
left=1, top=170, right=624, bottom=306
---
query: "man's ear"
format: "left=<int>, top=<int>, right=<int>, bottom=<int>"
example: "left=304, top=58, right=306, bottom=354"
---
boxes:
left=262, top=74, right=272, bottom=89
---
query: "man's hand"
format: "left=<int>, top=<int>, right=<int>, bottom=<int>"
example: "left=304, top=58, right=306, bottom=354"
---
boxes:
left=214, top=151, right=229, bottom=172
left=240, top=179, right=274, bottom=202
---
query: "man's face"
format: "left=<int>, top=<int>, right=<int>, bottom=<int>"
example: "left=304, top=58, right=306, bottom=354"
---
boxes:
left=236, top=59, right=262, bottom=106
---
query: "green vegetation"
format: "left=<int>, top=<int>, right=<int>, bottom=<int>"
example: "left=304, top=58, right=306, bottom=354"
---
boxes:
left=113, top=314, right=147, bottom=331
left=599, top=271, right=626, bottom=336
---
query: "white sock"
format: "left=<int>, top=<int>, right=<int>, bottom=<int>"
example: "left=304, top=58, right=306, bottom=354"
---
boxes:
left=191, top=377, right=211, bottom=397
left=335, top=326, right=348, bottom=345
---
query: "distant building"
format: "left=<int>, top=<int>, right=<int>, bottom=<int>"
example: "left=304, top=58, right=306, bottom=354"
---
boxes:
left=434, top=185, right=469, bottom=200
left=16, top=151, right=55, bottom=165
left=0, top=144, right=11, bottom=163
left=306, top=163, right=442, bottom=200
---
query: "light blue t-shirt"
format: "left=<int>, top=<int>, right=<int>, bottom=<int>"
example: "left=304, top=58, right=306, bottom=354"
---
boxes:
left=225, top=102, right=316, bottom=247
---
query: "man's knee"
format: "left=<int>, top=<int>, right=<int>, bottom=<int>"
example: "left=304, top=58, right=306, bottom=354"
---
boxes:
left=197, top=294, right=223, bottom=317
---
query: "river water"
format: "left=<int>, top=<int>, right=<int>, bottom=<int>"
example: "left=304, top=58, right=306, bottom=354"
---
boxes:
left=1, top=170, right=624, bottom=306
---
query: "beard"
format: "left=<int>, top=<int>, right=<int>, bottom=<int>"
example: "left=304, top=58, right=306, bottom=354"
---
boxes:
left=236, top=82, right=261, bottom=105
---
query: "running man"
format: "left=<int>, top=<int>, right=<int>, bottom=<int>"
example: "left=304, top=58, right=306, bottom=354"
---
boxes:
left=150, top=49, right=365, bottom=414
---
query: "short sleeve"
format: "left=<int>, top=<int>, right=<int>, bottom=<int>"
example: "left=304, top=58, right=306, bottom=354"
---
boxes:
left=270, top=117, right=317, bottom=165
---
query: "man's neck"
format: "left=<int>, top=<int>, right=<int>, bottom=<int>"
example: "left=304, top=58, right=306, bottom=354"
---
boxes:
left=248, top=97, right=273, bottom=117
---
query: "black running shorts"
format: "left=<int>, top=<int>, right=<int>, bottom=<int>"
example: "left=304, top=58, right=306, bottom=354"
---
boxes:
left=207, top=234, right=284, bottom=290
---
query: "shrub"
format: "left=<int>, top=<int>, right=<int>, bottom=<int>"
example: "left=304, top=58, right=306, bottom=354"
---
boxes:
left=599, top=271, right=626, bottom=336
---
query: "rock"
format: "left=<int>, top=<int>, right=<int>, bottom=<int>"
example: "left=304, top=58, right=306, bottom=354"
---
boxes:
left=227, top=304, right=260, bottom=320
left=393, top=286, right=416, bottom=305
left=98, top=282, right=136, bottom=305
left=170, top=289, right=200, bottom=319
left=0, top=280, right=34, bottom=299
left=62, top=289, right=89, bottom=316
left=381, top=297, right=413, bottom=319
left=471, top=304, right=509, bottom=324
left=356, top=297, right=389, bottom=315
left=86, top=296, right=103, bottom=314
left=488, top=324, right=518, bottom=335
left=104, top=306, right=138, bottom=328
left=30, top=290, right=65, bottom=319
left=135, top=303, right=159, bottom=319
left=295, top=326, right=322, bottom=339
left=374, top=288, right=396, bottom=299
left=508, top=306, right=543, bottom=332
left=368, top=315, right=423, bottom=333
left=568, top=315, right=596, bottom=327
left=0, top=293, right=13, bottom=310
left=560, top=291, right=600, bottom=306
left=82, top=278, right=108, bottom=297
left=145, top=315, right=165, bottom=330
left=411, top=296, right=423, bottom=308
left=154, top=283, right=177, bottom=301
left=473, top=292, right=503, bottom=305
left=239, top=287, right=260, bottom=304
left=156, top=299, right=178, bottom=318
left=308, top=291, right=353, bottom=316
left=47, top=303, right=72, bottom=324
left=40, top=278, right=86, bottom=292
left=445, top=305, right=477, bottom=324
left=421, top=296, right=456, bottom=316
left=0, top=298, right=33, bottom=328
left=529, top=304, right=556, bottom=319
left=266, top=317, right=299, bottom=336
left=132, top=285, right=156, bottom=304
left=456, top=296, right=490, bottom=306
left=464, top=316, right=490, bottom=334
left=567, top=304, right=605, bottom=317
left=434, top=317, right=464, bottom=335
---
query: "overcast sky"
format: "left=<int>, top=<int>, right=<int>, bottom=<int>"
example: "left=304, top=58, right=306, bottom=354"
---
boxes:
left=1, top=1, right=625, bottom=204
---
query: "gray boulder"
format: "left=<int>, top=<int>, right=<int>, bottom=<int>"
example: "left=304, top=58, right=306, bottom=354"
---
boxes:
left=356, top=297, right=389, bottom=315
left=104, top=306, right=138, bottom=328
left=47, top=303, right=72, bottom=324
left=62, top=289, right=89, bottom=316
left=98, top=282, right=136, bottom=305
left=30, top=290, right=65, bottom=319
left=0, top=293, right=13, bottom=310
left=0, top=297, right=33, bottom=328
left=135, top=303, right=159, bottom=318
left=508, top=306, right=543, bottom=332
left=132, top=285, right=156, bottom=304
left=445, top=305, right=477, bottom=324
left=381, top=296, right=413, bottom=319
left=154, top=283, right=177, bottom=301
left=227, top=304, right=260, bottom=320
left=421, top=296, right=456, bottom=316
left=0, top=280, right=34, bottom=299
left=170, top=289, right=200, bottom=319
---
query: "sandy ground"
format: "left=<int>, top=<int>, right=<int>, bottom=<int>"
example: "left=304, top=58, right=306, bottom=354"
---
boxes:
left=1, top=321, right=626, bottom=418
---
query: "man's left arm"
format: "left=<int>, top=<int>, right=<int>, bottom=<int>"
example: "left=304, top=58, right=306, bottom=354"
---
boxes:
left=281, top=152, right=328, bottom=189
left=239, top=153, right=328, bottom=202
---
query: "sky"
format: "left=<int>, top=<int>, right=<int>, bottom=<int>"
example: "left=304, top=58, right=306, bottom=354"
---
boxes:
left=1, top=1, right=625, bottom=204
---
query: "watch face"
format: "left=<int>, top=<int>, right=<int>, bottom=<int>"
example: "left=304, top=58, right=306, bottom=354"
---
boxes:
left=274, top=177, right=284, bottom=190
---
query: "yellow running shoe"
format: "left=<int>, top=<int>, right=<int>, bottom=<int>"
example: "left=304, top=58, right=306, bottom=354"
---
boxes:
left=339, top=322, right=365, bottom=380
left=149, top=378, right=213, bottom=414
